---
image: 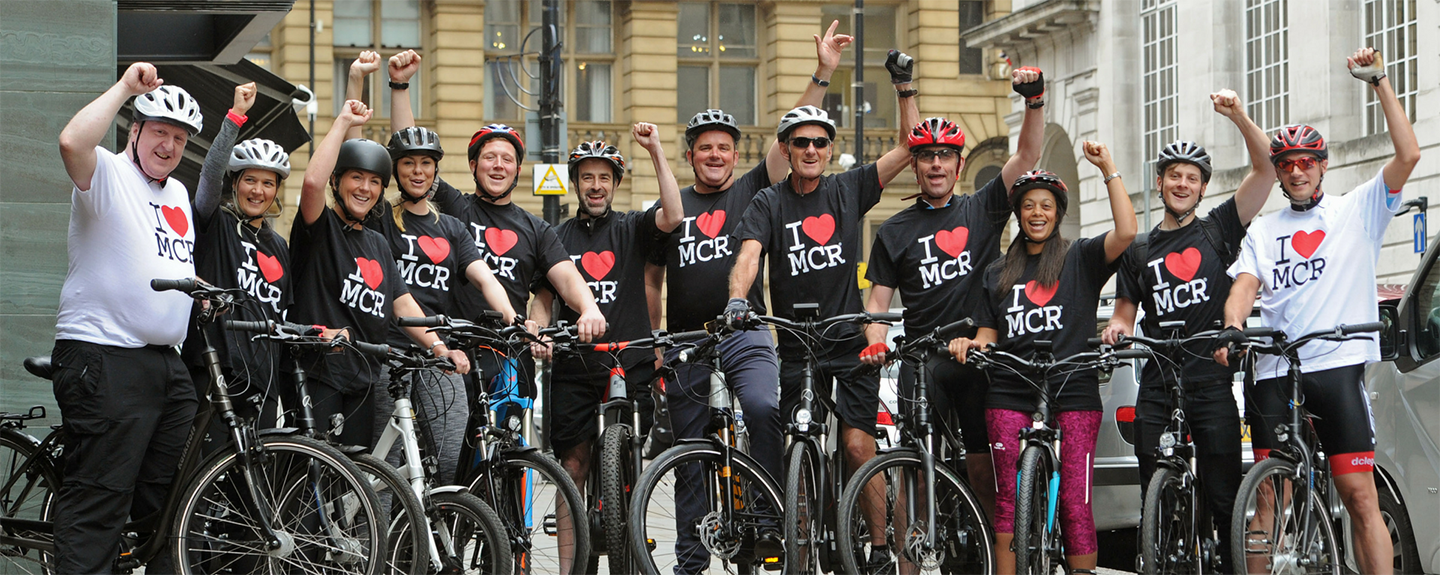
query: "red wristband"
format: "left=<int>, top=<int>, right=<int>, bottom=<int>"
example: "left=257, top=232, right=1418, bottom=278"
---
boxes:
left=226, top=110, right=248, bottom=127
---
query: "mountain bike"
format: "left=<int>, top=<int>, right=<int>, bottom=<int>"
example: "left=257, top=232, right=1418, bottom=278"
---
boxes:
left=0, top=278, right=386, bottom=575
left=1228, top=322, right=1384, bottom=575
left=836, top=318, right=995, bottom=574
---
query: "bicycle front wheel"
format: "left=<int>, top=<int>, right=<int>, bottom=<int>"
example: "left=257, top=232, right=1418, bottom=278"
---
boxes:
left=836, top=448, right=995, bottom=574
left=599, top=423, right=635, bottom=574
left=628, top=441, right=785, bottom=575
left=1140, top=465, right=1195, bottom=575
left=0, top=428, right=61, bottom=575
left=1231, top=456, right=1341, bottom=575
left=406, top=491, right=513, bottom=575
left=467, top=448, right=590, bottom=575
left=1013, top=446, right=1065, bottom=575
left=784, top=441, right=822, bottom=575
left=349, top=453, right=428, bottom=575
left=172, top=434, right=386, bottom=575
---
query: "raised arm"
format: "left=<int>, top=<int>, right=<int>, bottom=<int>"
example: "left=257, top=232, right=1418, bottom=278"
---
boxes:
left=875, top=50, right=919, bottom=186
left=766, top=20, right=855, bottom=183
left=1348, top=48, right=1420, bottom=190
left=388, top=50, right=421, bottom=132
left=59, top=62, right=163, bottom=191
left=633, top=122, right=683, bottom=232
left=344, top=50, right=381, bottom=141
left=1211, top=89, right=1275, bottom=224
left=1083, top=141, right=1137, bottom=263
left=300, top=100, right=372, bottom=224
left=1001, top=68, right=1046, bottom=187
left=195, top=83, right=256, bottom=221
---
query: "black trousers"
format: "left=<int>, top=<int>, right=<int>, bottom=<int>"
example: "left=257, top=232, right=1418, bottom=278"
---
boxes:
left=49, top=340, right=197, bottom=575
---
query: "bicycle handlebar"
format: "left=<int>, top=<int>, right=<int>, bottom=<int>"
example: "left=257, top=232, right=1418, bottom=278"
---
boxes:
left=752, top=311, right=899, bottom=333
left=150, top=278, right=199, bottom=293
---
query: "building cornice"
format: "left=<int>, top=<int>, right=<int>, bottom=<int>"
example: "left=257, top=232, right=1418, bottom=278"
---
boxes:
left=961, top=0, right=1099, bottom=52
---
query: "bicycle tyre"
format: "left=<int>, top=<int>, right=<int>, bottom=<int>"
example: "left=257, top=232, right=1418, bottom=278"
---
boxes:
left=835, top=448, right=995, bottom=574
left=628, top=441, right=786, bottom=575
left=422, top=491, right=514, bottom=575
left=1013, top=445, right=1064, bottom=575
left=1230, top=456, right=1341, bottom=575
left=467, top=448, right=591, bottom=575
left=599, top=424, right=634, bottom=575
left=0, top=428, right=62, bottom=575
left=171, top=434, right=386, bottom=575
left=784, top=441, right=822, bottom=575
left=1140, top=465, right=1192, bottom=575
left=350, top=453, right=429, bottom=575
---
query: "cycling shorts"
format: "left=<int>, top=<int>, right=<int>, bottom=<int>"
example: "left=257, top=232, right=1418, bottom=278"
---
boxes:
left=1135, top=377, right=1242, bottom=457
left=779, top=337, right=880, bottom=434
left=548, top=358, right=656, bottom=456
left=1250, top=363, right=1376, bottom=475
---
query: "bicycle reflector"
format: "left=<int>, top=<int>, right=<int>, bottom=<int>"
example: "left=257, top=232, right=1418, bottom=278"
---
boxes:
left=1115, top=406, right=1136, bottom=445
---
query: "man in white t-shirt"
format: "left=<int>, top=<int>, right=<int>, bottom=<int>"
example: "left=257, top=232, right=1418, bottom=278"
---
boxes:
left=51, top=62, right=205, bottom=574
left=1216, top=47, right=1419, bottom=575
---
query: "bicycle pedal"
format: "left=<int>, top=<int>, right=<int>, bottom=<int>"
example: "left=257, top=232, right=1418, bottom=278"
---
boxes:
left=646, top=538, right=657, bottom=552
left=762, top=555, right=783, bottom=571
left=543, top=513, right=558, bottom=536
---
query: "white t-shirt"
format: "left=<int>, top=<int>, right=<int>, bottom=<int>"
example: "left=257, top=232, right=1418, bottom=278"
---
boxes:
left=1228, top=168, right=1401, bottom=378
left=55, top=146, right=196, bottom=347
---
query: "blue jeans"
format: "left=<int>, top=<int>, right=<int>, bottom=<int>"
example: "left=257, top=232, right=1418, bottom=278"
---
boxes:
left=662, top=329, right=781, bottom=575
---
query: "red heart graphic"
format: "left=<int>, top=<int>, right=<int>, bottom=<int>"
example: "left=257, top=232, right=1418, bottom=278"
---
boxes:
left=1292, top=230, right=1325, bottom=259
left=356, top=257, right=384, bottom=290
left=935, top=226, right=970, bottom=258
left=1024, top=280, right=1058, bottom=307
left=161, top=205, right=189, bottom=237
left=801, top=214, right=835, bottom=245
left=581, top=251, right=615, bottom=281
left=696, top=210, right=726, bottom=238
left=485, top=228, right=518, bottom=256
left=417, top=236, right=451, bottom=264
left=1164, top=247, right=1202, bottom=282
left=256, top=251, right=284, bottom=283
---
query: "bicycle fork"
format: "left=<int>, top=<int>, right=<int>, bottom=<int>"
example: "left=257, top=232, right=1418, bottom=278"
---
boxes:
left=374, top=392, right=447, bottom=570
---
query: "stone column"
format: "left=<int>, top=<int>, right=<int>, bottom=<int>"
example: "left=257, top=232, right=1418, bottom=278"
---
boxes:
left=618, top=1, right=679, bottom=211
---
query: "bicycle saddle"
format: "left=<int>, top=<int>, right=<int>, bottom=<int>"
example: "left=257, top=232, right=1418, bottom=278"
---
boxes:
left=23, top=356, right=54, bottom=381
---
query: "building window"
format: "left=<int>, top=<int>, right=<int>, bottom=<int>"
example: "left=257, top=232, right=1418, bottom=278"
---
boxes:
left=1245, top=0, right=1288, bottom=133
left=484, top=0, right=615, bottom=124
left=332, top=0, right=422, bottom=118
left=1363, top=0, right=1417, bottom=134
left=676, top=2, right=759, bottom=126
left=958, top=1, right=986, bottom=75
left=1140, top=0, right=1178, bottom=186
left=819, top=3, right=901, bottom=132
left=245, top=32, right=272, bottom=70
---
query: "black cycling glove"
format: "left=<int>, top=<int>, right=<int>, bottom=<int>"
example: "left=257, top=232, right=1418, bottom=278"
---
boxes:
left=1214, top=326, right=1248, bottom=357
left=723, top=298, right=752, bottom=330
left=1013, top=66, right=1045, bottom=100
left=885, top=50, right=914, bottom=85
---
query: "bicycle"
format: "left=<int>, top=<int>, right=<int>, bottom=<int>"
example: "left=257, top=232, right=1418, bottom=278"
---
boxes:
left=627, top=322, right=788, bottom=575
left=1227, top=322, right=1384, bottom=575
left=836, top=318, right=995, bottom=574
left=967, top=340, right=1147, bottom=575
left=0, top=278, right=387, bottom=575
left=400, top=313, right=592, bottom=575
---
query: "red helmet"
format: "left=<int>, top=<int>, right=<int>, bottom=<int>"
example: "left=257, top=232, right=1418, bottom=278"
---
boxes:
left=1010, top=170, right=1069, bottom=213
left=908, top=117, right=966, bottom=152
left=468, top=124, right=525, bottom=162
left=1270, top=124, right=1326, bottom=163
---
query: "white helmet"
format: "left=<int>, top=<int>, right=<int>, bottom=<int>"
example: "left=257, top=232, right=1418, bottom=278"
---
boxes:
left=776, top=105, right=836, bottom=142
left=133, top=85, right=203, bottom=135
left=230, top=139, right=290, bottom=179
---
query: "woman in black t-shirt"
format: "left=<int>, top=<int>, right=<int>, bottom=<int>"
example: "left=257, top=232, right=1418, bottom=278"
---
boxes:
left=947, top=142, right=1136, bottom=575
left=289, top=100, right=471, bottom=448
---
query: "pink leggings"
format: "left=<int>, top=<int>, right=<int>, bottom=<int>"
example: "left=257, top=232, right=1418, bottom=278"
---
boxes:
left=986, top=408, right=1101, bottom=556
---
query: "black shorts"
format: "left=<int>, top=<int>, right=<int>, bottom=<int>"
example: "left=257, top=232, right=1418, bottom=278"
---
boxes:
left=898, top=356, right=990, bottom=454
left=1135, top=377, right=1242, bottom=458
left=547, top=358, right=656, bottom=455
left=779, top=338, right=880, bottom=434
left=1250, top=363, right=1376, bottom=474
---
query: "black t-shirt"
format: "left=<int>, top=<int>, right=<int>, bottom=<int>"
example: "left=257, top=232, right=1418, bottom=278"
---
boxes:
left=866, top=175, right=1010, bottom=338
left=735, top=163, right=883, bottom=359
left=976, top=234, right=1116, bottom=413
left=289, top=208, right=410, bottom=392
left=433, top=178, right=572, bottom=320
left=366, top=203, right=483, bottom=347
left=1116, top=198, right=1247, bottom=386
left=550, top=208, right=661, bottom=369
left=187, top=207, right=292, bottom=384
left=652, top=160, right=771, bottom=332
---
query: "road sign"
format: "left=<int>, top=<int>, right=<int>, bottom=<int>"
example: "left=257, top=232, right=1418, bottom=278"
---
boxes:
left=533, top=164, right=568, bottom=196
left=1414, top=212, right=1427, bottom=254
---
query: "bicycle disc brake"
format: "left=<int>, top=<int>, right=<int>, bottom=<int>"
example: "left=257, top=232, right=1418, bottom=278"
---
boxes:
left=903, top=521, right=943, bottom=570
left=698, top=511, right=741, bottom=560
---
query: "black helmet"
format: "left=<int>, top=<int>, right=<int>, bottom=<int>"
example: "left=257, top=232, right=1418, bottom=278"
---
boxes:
left=1010, top=170, right=1069, bottom=214
left=685, top=109, right=741, bottom=149
left=568, top=141, right=626, bottom=184
left=387, top=127, right=444, bottom=162
left=1156, top=140, right=1212, bottom=183
left=334, top=139, right=392, bottom=190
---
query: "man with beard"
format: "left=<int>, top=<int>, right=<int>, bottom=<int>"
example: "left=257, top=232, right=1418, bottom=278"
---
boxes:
left=1102, top=89, right=1274, bottom=574
left=859, top=67, right=1047, bottom=538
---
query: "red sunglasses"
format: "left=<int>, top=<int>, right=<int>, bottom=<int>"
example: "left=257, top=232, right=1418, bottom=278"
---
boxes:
left=1276, top=156, right=1319, bottom=172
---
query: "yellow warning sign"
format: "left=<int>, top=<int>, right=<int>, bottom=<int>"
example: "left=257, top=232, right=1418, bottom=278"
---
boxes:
left=533, top=164, right=569, bottom=196
left=857, top=262, right=871, bottom=289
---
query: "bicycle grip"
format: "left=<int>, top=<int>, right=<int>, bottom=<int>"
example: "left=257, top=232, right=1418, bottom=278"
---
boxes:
left=935, top=318, right=974, bottom=340
left=869, top=312, right=903, bottom=322
left=397, top=315, right=446, bottom=328
left=223, top=320, right=273, bottom=334
left=1113, top=348, right=1152, bottom=360
left=1341, top=322, right=1385, bottom=335
left=1243, top=327, right=1279, bottom=338
left=1087, top=337, right=1104, bottom=348
left=353, top=341, right=390, bottom=356
left=151, top=278, right=198, bottom=293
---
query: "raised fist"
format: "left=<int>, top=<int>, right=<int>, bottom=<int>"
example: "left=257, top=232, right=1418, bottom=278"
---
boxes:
left=885, top=50, right=914, bottom=85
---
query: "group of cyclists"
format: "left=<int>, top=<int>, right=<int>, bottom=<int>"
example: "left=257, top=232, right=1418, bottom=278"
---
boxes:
left=46, top=11, right=1419, bottom=573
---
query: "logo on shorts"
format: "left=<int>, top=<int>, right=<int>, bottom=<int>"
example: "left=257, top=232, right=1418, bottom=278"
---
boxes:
left=992, top=441, right=1005, bottom=451
left=1352, top=455, right=1374, bottom=468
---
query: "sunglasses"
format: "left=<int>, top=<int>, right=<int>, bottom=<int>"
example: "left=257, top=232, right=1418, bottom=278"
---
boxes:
left=789, top=136, right=831, bottom=150
left=913, top=148, right=959, bottom=162
left=1276, top=156, right=1319, bottom=172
